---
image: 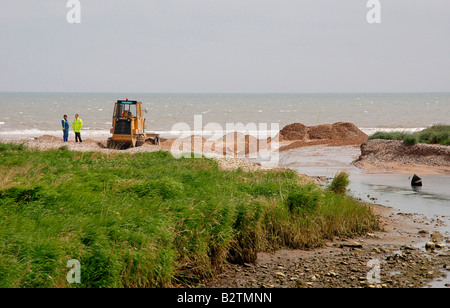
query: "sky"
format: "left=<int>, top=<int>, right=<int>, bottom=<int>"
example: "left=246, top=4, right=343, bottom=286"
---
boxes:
left=0, top=0, right=449, bottom=93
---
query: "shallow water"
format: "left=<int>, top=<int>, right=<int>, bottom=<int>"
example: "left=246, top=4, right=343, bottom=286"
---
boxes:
left=279, top=145, right=450, bottom=219
left=349, top=174, right=450, bottom=218
left=279, top=145, right=450, bottom=287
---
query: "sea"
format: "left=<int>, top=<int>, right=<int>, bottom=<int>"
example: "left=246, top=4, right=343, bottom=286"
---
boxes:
left=0, top=92, right=449, bottom=140
left=1, top=91, right=449, bottom=287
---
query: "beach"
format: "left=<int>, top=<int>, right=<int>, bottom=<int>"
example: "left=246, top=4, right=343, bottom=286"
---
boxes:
left=3, top=0, right=450, bottom=291
left=3, top=121, right=449, bottom=288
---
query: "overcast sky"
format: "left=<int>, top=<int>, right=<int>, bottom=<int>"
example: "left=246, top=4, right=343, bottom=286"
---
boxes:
left=0, top=0, right=449, bottom=93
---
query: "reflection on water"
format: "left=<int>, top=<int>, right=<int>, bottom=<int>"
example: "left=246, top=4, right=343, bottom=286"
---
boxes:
left=348, top=174, right=450, bottom=218
left=279, top=145, right=450, bottom=218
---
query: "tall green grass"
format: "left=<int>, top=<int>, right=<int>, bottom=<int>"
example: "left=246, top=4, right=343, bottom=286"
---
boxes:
left=369, top=125, right=450, bottom=146
left=0, top=143, right=379, bottom=287
left=329, top=171, right=350, bottom=195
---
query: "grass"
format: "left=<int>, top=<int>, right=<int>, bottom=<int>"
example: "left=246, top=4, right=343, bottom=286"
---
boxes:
left=0, top=143, right=379, bottom=288
left=369, top=125, right=450, bottom=146
left=329, top=171, right=350, bottom=195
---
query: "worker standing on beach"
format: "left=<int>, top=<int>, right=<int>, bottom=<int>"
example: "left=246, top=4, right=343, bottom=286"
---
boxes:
left=62, top=115, right=69, bottom=142
left=73, top=114, right=83, bottom=143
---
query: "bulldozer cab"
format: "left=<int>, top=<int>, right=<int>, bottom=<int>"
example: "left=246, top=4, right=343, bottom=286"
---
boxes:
left=115, top=100, right=138, bottom=119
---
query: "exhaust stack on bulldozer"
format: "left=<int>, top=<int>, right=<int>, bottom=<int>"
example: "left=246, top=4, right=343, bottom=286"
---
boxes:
left=107, top=99, right=157, bottom=149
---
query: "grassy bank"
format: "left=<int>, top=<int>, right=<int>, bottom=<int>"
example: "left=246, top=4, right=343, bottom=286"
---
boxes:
left=0, top=143, right=379, bottom=288
left=369, top=125, right=450, bottom=146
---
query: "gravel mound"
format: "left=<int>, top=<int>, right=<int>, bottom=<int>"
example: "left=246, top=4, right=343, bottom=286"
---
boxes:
left=279, top=122, right=368, bottom=151
left=353, top=139, right=450, bottom=168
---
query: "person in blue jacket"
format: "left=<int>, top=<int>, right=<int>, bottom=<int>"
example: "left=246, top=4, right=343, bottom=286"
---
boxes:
left=62, top=114, right=69, bottom=142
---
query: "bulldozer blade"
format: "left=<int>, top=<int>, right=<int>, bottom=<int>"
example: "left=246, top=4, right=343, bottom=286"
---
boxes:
left=107, top=138, right=133, bottom=150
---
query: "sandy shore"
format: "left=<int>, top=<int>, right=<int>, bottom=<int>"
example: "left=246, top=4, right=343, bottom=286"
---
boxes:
left=5, top=122, right=449, bottom=176
left=354, top=162, right=450, bottom=175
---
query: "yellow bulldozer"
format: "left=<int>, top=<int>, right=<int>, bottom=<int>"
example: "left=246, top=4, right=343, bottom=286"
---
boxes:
left=107, top=99, right=159, bottom=149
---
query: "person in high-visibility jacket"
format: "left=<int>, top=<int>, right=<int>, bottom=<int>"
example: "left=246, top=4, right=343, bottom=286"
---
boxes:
left=62, top=114, right=69, bottom=142
left=73, top=114, right=83, bottom=143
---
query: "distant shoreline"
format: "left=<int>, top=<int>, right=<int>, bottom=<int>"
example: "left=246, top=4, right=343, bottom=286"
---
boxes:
left=2, top=121, right=449, bottom=175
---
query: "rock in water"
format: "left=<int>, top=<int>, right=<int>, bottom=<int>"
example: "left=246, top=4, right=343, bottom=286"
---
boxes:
left=411, top=174, right=422, bottom=187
